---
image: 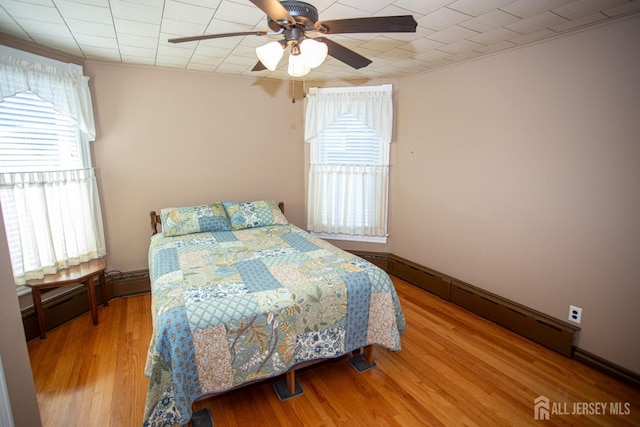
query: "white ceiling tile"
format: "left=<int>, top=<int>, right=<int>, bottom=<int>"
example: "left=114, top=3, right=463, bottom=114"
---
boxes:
left=161, top=18, right=208, bottom=38
left=189, top=55, right=224, bottom=67
left=118, top=44, right=155, bottom=58
left=506, top=11, right=569, bottom=34
left=398, top=37, right=445, bottom=54
left=74, top=33, right=119, bottom=49
left=417, top=7, right=472, bottom=31
left=114, top=18, right=160, bottom=37
left=551, top=12, right=608, bottom=32
left=214, top=1, right=265, bottom=26
left=474, top=40, right=516, bottom=54
left=80, top=45, right=120, bottom=61
left=391, top=0, right=457, bottom=16
left=446, top=50, right=482, bottom=62
left=552, top=0, right=629, bottom=20
left=193, top=43, right=233, bottom=58
left=377, top=47, right=416, bottom=60
left=359, top=36, right=406, bottom=52
left=500, top=0, right=575, bottom=19
left=164, top=0, right=216, bottom=25
left=343, top=0, right=393, bottom=14
left=1, top=0, right=60, bottom=22
left=118, top=33, right=158, bottom=49
left=460, top=10, right=521, bottom=32
left=214, top=61, right=250, bottom=73
left=468, top=27, right=521, bottom=45
left=427, top=25, right=478, bottom=44
left=110, top=0, right=163, bottom=24
left=155, top=54, right=190, bottom=67
left=13, top=18, right=70, bottom=37
left=0, top=0, right=637, bottom=82
left=55, top=0, right=112, bottom=24
left=508, top=28, right=558, bottom=45
left=28, top=32, right=82, bottom=54
left=437, top=39, right=485, bottom=54
left=66, top=19, right=115, bottom=38
left=447, top=0, right=516, bottom=17
left=415, top=49, right=451, bottom=62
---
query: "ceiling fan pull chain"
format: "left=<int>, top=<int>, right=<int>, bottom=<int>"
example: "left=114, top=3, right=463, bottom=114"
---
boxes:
left=291, top=74, right=296, bottom=103
left=302, top=73, right=306, bottom=98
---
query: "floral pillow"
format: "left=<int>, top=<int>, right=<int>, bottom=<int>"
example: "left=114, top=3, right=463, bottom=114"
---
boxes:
left=222, top=200, right=288, bottom=231
left=160, top=202, right=231, bottom=236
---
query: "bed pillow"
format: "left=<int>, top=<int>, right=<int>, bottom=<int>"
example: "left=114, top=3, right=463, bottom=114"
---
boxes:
left=160, top=202, right=231, bottom=236
left=222, top=200, right=288, bottom=231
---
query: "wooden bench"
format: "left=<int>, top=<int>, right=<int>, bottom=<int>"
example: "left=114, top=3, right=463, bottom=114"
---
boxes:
left=26, top=258, right=107, bottom=339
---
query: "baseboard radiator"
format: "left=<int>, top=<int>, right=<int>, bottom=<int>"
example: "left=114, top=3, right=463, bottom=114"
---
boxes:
left=352, top=252, right=578, bottom=357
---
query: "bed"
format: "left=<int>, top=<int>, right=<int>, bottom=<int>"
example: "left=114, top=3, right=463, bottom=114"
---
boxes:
left=143, top=200, right=406, bottom=426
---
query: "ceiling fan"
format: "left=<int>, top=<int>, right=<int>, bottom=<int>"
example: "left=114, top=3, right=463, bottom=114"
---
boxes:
left=168, top=0, right=418, bottom=77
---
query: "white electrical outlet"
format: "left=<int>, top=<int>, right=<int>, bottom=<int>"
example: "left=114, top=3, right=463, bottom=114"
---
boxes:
left=569, top=305, right=582, bottom=324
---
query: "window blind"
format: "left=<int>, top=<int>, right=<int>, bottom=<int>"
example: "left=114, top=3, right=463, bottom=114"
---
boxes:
left=317, top=113, right=384, bottom=166
left=0, top=91, right=81, bottom=173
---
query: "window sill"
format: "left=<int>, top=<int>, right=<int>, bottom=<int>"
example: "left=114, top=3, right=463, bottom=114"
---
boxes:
left=310, top=232, right=387, bottom=244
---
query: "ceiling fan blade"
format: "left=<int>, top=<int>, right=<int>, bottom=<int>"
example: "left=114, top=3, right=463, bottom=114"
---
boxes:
left=168, top=31, right=267, bottom=43
left=315, top=37, right=372, bottom=69
left=315, top=15, right=417, bottom=34
left=249, top=0, right=295, bottom=25
left=252, top=61, right=267, bottom=72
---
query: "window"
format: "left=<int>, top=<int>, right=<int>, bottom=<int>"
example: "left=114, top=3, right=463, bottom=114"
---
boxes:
left=0, top=91, right=85, bottom=172
left=0, top=51, right=104, bottom=287
left=305, top=85, right=393, bottom=243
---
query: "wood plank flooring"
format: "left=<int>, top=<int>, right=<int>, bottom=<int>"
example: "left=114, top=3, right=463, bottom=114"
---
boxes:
left=28, top=277, right=640, bottom=426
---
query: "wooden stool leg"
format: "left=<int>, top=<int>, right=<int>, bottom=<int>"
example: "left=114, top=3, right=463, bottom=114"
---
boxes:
left=32, top=287, right=47, bottom=339
left=86, top=277, right=99, bottom=325
left=99, top=270, right=108, bottom=307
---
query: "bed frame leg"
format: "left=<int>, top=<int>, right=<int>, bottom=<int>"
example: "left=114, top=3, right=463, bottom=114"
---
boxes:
left=273, top=369, right=304, bottom=400
left=364, top=345, right=374, bottom=365
left=348, top=345, right=377, bottom=372
left=286, top=370, right=296, bottom=395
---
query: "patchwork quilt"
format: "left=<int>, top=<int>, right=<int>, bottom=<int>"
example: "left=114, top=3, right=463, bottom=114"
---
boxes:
left=143, top=224, right=406, bottom=426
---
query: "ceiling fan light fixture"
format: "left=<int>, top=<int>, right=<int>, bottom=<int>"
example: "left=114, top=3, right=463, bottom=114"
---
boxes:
left=256, top=40, right=284, bottom=71
left=300, top=38, right=328, bottom=68
left=288, top=52, right=311, bottom=77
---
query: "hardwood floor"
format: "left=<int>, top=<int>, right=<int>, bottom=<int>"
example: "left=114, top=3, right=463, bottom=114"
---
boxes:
left=28, top=277, right=639, bottom=426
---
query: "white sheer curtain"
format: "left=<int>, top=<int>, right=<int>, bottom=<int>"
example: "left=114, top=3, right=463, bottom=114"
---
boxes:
left=305, top=85, right=392, bottom=242
left=0, top=169, right=106, bottom=284
left=307, top=164, right=389, bottom=238
left=0, top=53, right=104, bottom=285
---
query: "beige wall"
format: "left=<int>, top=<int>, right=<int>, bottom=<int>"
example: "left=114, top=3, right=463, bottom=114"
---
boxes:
left=86, top=15, right=639, bottom=375
left=87, top=63, right=306, bottom=272
left=393, top=15, right=640, bottom=373
left=0, top=208, right=42, bottom=427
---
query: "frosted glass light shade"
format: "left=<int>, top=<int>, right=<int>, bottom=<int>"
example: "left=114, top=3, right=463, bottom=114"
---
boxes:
left=255, top=41, right=284, bottom=71
left=288, top=53, right=310, bottom=77
left=300, top=39, right=328, bottom=69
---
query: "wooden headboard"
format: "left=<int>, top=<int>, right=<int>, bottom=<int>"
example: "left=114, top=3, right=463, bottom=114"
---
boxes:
left=150, top=201, right=285, bottom=236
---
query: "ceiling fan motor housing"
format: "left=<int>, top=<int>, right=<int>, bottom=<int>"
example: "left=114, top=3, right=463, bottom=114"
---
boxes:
left=268, top=1, right=319, bottom=32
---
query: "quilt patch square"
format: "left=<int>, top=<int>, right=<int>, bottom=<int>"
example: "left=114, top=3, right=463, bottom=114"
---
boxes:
left=343, top=271, right=372, bottom=350
left=237, top=259, right=282, bottom=292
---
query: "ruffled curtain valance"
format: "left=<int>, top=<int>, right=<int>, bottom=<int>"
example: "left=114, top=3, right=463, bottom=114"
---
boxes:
left=0, top=55, right=96, bottom=141
left=304, top=84, right=393, bottom=144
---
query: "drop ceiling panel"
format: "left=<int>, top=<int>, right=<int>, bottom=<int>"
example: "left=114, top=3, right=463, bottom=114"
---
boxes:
left=0, top=0, right=636, bottom=81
